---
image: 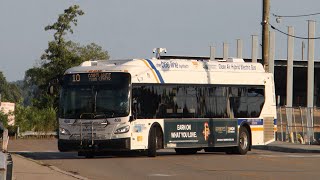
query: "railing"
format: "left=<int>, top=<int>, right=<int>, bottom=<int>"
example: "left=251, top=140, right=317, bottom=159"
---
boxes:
left=18, top=131, right=57, bottom=138
left=0, top=129, right=12, bottom=180
left=276, top=106, right=320, bottom=145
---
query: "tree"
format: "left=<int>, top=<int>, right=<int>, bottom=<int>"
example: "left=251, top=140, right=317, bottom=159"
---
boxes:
left=0, top=71, right=22, bottom=103
left=70, top=42, right=109, bottom=61
left=14, top=105, right=57, bottom=133
left=0, top=111, right=8, bottom=128
left=24, top=5, right=109, bottom=109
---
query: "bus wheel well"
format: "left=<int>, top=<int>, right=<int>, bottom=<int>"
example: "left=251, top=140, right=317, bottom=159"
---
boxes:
left=149, top=123, right=164, bottom=149
left=240, top=123, right=252, bottom=150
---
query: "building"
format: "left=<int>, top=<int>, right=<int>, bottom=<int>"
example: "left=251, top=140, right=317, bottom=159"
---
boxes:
left=0, top=102, right=15, bottom=126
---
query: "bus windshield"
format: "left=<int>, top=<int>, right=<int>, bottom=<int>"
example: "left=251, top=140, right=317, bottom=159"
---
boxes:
left=59, top=73, right=130, bottom=119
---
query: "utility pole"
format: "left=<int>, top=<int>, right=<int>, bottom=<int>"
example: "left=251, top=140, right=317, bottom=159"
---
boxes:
left=302, top=41, right=305, bottom=60
left=262, top=0, right=270, bottom=72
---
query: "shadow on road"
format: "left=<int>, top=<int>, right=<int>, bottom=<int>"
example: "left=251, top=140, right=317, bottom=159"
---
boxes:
left=13, top=150, right=228, bottom=160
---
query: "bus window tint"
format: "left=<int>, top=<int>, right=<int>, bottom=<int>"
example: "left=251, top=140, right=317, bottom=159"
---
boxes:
left=230, top=87, right=265, bottom=118
left=132, top=85, right=265, bottom=119
left=247, top=87, right=265, bottom=117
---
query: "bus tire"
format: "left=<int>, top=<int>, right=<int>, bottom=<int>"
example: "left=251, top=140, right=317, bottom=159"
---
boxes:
left=234, top=126, right=250, bottom=155
left=58, top=146, right=67, bottom=152
left=147, top=127, right=157, bottom=157
left=58, top=141, right=68, bottom=152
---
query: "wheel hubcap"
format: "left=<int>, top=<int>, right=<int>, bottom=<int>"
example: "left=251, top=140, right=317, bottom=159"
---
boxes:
left=240, top=132, right=248, bottom=150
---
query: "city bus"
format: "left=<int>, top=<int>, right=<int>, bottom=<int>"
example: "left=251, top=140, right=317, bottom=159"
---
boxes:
left=53, top=57, right=277, bottom=157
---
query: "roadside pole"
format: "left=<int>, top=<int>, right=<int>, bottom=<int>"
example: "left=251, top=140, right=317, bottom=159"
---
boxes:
left=251, top=35, right=258, bottom=63
left=307, top=20, right=315, bottom=144
left=236, top=39, right=243, bottom=59
left=269, top=31, right=275, bottom=75
left=262, top=0, right=270, bottom=72
left=286, top=26, right=294, bottom=143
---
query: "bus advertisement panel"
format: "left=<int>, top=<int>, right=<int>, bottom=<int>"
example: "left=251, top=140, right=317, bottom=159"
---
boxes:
left=164, top=119, right=238, bottom=148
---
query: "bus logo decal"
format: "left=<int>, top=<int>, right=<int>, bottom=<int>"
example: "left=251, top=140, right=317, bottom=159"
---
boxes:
left=202, top=122, right=210, bottom=141
left=144, top=59, right=165, bottom=83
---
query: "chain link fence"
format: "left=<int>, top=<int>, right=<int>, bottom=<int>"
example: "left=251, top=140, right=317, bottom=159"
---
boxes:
left=276, top=106, right=320, bottom=144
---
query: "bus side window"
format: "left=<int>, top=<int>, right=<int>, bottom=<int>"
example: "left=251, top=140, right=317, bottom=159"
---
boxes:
left=156, top=103, right=166, bottom=118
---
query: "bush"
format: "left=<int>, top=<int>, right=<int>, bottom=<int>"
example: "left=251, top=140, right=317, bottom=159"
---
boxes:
left=14, top=105, right=57, bottom=133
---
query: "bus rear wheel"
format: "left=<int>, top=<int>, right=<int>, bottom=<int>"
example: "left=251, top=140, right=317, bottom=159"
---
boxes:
left=233, top=126, right=250, bottom=155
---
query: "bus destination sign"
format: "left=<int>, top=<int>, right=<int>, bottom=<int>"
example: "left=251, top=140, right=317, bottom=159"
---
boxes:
left=87, top=72, right=111, bottom=82
left=63, top=72, right=130, bottom=86
left=71, top=72, right=112, bottom=83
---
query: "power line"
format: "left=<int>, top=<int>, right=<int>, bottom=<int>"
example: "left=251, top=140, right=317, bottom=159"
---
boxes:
left=273, top=12, right=320, bottom=18
left=269, top=23, right=320, bottom=40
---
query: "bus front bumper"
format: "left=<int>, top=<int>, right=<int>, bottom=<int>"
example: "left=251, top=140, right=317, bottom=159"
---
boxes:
left=58, top=138, right=131, bottom=152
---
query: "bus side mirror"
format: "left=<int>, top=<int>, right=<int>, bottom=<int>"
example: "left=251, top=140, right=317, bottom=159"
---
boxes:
left=130, top=99, right=138, bottom=122
left=48, top=78, right=61, bottom=95
left=49, top=85, right=54, bottom=95
left=129, top=115, right=135, bottom=122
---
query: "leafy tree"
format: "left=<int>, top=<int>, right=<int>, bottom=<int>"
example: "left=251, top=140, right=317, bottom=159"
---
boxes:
left=24, top=5, right=109, bottom=109
left=70, top=42, right=109, bottom=61
left=13, top=80, right=34, bottom=106
left=0, top=111, right=8, bottom=128
left=14, top=104, right=31, bottom=131
left=0, top=71, right=22, bottom=103
left=14, top=105, right=57, bottom=133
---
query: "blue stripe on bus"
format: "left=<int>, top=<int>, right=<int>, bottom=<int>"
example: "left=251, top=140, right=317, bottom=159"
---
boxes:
left=238, top=119, right=263, bottom=126
left=238, top=119, right=277, bottom=126
left=146, top=59, right=165, bottom=83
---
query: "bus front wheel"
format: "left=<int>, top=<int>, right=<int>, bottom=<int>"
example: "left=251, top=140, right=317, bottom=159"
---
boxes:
left=147, top=127, right=157, bottom=157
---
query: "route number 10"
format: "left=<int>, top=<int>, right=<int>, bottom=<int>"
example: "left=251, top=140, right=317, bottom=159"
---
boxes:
left=72, top=74, right=81, bottom=82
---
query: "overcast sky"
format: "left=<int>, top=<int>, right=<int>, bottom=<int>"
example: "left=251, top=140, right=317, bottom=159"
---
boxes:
left=1, top=0, right=320, bottom=81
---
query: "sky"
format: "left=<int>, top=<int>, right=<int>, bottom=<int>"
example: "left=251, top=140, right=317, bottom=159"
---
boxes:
left=1, top=0, right=320, bottom=82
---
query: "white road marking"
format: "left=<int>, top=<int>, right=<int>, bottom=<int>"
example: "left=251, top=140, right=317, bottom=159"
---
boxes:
left=261, top=154, right=320, bottom=158
left=148, top=173, right=174, bottom=177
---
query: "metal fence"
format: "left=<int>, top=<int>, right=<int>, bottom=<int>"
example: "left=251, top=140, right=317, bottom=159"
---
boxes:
left=277, top=106, right=320, bottom=144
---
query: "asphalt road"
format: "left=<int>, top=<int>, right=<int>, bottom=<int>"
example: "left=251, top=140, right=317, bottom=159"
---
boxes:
left=8, top=139, right=320, bottom=180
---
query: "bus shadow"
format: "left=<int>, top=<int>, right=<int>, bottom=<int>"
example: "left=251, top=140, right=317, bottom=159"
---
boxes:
left=12, top=150, right=228, bottom=160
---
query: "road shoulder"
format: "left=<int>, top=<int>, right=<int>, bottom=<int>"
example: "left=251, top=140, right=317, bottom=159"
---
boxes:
left=12, top=154, right=87, bottom=180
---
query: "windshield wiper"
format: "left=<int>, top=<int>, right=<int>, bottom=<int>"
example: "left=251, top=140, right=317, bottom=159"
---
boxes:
left=80, top=113, right=95, bottom=119
left=94, top=113, right=107, bottom=119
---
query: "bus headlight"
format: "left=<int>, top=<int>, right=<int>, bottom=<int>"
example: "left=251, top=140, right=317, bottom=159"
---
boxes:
left=59, top=128, right=70, bottom=135
left=114, top=125, right=130, bottom=134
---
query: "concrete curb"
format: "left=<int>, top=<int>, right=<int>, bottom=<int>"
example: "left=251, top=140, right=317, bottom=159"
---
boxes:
left=11, top=153, right=88, bottom=180
left=252, top=145, right=320, bottom=153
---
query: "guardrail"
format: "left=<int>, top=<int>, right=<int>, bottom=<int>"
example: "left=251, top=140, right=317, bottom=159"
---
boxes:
left=14, top=131, right=57, bottom=139
left=277, top=106, right=320, bottom=145
left=19, top=131, right=57, bottom=138
left=0, top=129, right=12, bottom=180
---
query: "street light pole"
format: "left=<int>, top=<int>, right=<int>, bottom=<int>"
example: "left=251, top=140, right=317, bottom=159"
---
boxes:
left=262, top=0, right=270, bottom=72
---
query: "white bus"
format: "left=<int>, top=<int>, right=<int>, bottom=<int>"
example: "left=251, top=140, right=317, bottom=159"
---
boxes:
left=54, top=57, right=276, bottom=157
